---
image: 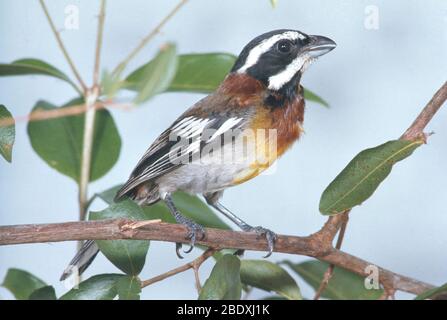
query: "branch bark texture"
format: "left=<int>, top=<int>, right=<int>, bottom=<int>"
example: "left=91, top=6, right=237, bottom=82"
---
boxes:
left=0, top=218, right=434, bottom=295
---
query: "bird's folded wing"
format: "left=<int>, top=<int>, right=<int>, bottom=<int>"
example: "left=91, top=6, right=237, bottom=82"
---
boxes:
left=115, top=114, right=248, bottom=199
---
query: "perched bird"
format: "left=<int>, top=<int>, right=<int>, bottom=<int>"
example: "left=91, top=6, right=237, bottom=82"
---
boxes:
left=60, top=29, right=336, bottom=281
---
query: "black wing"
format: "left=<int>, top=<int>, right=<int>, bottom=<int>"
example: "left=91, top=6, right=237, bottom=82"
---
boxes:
left=115, top=113, right=247, bottom=200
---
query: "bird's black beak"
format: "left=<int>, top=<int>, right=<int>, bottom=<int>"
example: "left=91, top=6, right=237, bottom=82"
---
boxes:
left=305, top=35, right=337, bottom=58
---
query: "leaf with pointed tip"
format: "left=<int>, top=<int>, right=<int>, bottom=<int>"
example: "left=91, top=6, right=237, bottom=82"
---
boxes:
left=240, top=260, right=301, bottom=300
left=101, top=69, right=123, bottom=99
left=319, top=140, right=423, bottom=215
left=304, top=88, right=329, bottom=107
left=166, top=53, right=236, bottom=93
left=0, top=105, right=15, bottom=162
left=283, top=260, right=383, bottom=300
left=199, top=255, right=242, bottom=300
left=1, top=268, right=46, bottom=300
left=0, top=58, right=79, bottom=93
left=116, top=276, right=141, bottom=300
left=133, top=43, right=177, bottom=104
left=27, top=98, right=121, bottom=183
left=29, top=286, right=57, bottom=300
left=89, top=200, right=149, bottom=275
left=126, top=53, right=235, bottom=94
left=60, top=274, right=123, bottom=300
left=415, top=283, right=447, bottom=300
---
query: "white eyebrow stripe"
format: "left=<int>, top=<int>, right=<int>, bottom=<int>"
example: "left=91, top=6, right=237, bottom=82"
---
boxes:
left=238, top=31, right=301, bottom=73
left=208, top=117, right=243, bottom=141
left=267, top=54, right=312, bottom=90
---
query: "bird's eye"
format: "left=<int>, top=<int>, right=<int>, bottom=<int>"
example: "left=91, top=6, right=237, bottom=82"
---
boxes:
left=277, top=40, right=292, bottom=53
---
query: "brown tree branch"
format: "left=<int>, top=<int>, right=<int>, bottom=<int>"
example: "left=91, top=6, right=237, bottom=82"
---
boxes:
left=401, top=81, right=447, bottom=140
left=308, top=80, right=447, bottom=298
left=0, top=218, right=434, bottom=296
left=313, top=211, right=349, bottom=300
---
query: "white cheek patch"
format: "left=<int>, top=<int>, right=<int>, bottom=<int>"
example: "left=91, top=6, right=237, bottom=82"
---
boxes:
left=238, top=31, right=304, bottom=73
left=267, top=55, right=314, bottom=90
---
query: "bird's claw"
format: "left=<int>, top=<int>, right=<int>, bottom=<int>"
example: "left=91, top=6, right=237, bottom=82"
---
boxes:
left=174, top=218, right=205, bottom=259
left=243, top=225, right=277, bottom=258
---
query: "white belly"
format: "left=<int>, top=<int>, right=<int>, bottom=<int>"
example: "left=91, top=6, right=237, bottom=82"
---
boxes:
left=156, top=139, right=254, bottom=194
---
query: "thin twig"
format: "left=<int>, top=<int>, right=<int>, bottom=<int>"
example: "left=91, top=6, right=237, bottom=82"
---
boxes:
left=314, top=211, right=349, bottom=300
left=111, top=0, right=189, bottom=75
left=77, top=0, right=107, bottom=230
left=192, top=263, right=203, bottom=293
left=401, top=81, right=447, bottom=140
left=141, top=248, right=216, bottom=289
left=0, top=101, right=132, bottom=127
left=77, top=88, right=98, bottom=251
left=38, top=0, right=87, bottom=92
left=93, top=0, right=107, bottom=86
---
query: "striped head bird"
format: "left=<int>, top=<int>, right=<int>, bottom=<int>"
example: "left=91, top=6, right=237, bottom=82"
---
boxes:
left=61, top=29, right=336, bottom=280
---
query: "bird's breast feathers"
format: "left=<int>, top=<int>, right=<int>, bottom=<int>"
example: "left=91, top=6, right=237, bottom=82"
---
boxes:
left=231, top=94, right=305, bottom=185
left=157, top=77, right=306, bottom=192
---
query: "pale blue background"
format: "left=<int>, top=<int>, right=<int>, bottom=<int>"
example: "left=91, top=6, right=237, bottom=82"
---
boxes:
left=1, top=0, right=446, bottom=300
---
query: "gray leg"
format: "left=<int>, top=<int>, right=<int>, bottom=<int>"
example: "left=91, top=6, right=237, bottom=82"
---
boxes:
left=206, top=198, right=277, bottom=258
left=164, top=193, right=205, bottom=258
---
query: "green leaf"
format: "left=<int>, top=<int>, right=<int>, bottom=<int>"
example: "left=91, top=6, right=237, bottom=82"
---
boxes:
left=304, top=88, right=329, bottom=107
left=166, top=53, right=236, bottom=93
left=60, top=274, right=123, bottom=300
left=240, top=260, right=302, bottom=300
left=116, top=276, right=141, bottom=300
left=415, top=283, right=447, bottom=300
left=95, top=186, right=229, bottom=229
left=143, top=191, right=230, bottom=230
left=89, top=200, right=150, bottom=275
left=126, top=53, right=236, bottom=94
left=27, top=98, right=121, bottom=183
left=96, top=184, right=123, bottom=204
left=270, top=0, right=278, bottom=8
left=283, top=260, right=383, bottom=300
left=319, top=139, right=423, bottom=215
left=199, top=254, right=242, bottom=300
left=0, top=105, right=15, bottom=162
left=29, top=286, right=57, bottom=300
left=101, top=69, right=123, bottom=99
left=2, top=268, right=46, bottom=300
left=133, top=43, right=177, bottom=104
left=0, top=58, right=79, bottom=93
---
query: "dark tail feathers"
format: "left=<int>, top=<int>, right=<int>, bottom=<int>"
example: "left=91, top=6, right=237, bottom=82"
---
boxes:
left=60, top=240, right=100, bottom=281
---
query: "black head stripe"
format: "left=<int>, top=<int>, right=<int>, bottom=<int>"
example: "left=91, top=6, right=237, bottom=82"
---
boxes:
left=245, top=49, right=296, bottom=85
left=231, top=29, right=305, bottom=72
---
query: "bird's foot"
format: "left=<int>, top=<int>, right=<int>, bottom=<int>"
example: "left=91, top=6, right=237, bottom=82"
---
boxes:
left=174, top=216, right=205, bottom=259
left=242, top=225, right=277, bottom=258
